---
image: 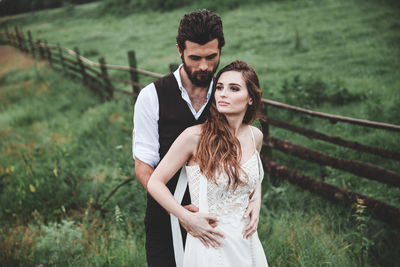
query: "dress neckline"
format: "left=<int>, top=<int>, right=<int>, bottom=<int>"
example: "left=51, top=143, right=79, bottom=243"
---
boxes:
left=186, top=151, right=258, bottom=169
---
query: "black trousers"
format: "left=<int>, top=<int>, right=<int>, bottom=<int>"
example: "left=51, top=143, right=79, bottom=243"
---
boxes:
left=145, top=215, right=175, bottom=267
left=145, top=186, right=190, bottom=267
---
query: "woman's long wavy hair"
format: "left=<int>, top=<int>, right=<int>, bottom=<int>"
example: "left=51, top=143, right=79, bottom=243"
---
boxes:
left=195, top=60, right=262, bottom=189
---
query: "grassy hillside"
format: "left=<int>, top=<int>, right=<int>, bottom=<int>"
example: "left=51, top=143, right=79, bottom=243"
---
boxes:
left=1, top=0, right=399, bottom=266
left=2, top=1, right=400, bottom=109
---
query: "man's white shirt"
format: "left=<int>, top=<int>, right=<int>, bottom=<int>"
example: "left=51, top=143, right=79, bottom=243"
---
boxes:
left=132, top=64, right=214, bottom=168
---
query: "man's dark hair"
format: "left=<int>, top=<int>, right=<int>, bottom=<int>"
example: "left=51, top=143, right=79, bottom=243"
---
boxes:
left=177, top=9, right=225, bottom=52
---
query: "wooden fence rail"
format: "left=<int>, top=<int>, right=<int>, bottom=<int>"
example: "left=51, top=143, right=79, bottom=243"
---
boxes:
left=262, top=99, right=400, bottom=132
left=262, top=157, right=400, bottom=225
left=265, top=136, right=400, bottom=187
left=1, top=27, right=399, bottom=226
left=266, top=117, right=400, bottom=162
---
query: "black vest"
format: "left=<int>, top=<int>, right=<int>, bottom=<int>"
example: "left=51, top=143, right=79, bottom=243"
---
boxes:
left=145, top=73, right=212, bottom=224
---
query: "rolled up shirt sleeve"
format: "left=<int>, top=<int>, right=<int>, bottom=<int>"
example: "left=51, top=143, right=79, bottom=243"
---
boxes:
left=132, top=83, right=160, bottom=168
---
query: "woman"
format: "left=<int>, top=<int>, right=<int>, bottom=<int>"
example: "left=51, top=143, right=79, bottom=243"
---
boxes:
left=147, top=60, right=268, bottom=266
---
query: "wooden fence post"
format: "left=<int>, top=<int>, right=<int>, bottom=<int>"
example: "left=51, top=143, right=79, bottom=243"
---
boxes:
left=8, top=25, right=14, bottom=46
left=44, top=40, right=52, bottom=66
left=58, top=44, right=65, bottom=70
left=21, top=29, right=29, bottom=53
left=74, top=47, right=87, bottom=83
left=17, top=26, right=25, bottom=51
left=15, top=26, right=22, bottom=50
left=4, top=24, right=10, bottom=44
left=0, top=29, right=4, bottom=44
left=12, top=28, right=17, bottom=47
left=27, top=31, right=35, bottom=58
left=99, top=56, right=113, bottom=99
left=127, top=50, right=139, bottom=95
left=11, top=26, right=17, bottom=47
left=261, top=102, right=271, bottom=157
left=17, top=27, right=26, bottom=53
left=37, top=40, right=45, bottom=60
left=263, top=104, right=270, bottom=137
left=295, top=28, right=301, bottom=50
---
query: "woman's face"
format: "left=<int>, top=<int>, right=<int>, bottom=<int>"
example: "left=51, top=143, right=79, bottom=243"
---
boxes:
left=215, top=71, right=252, bottom=117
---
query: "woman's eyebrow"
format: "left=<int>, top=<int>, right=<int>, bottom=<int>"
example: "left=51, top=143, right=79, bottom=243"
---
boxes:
left=217, top=82, right=242, bottom=87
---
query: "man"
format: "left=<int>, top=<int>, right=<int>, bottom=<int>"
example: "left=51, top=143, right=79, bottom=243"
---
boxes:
left=133, top=9, right=260, bottom=267
left=133, top=10, right=224, bottom=267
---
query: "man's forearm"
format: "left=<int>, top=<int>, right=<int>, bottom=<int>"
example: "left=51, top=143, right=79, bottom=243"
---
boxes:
left=134, top=158, right=154, bottom=191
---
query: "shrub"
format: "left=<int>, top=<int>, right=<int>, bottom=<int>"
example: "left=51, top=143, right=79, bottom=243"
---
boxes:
left=35, top=220, right=84, bottom=265
left=280, top=75, right=365, bottom=108
left=365, top=92, right=400, bottom=124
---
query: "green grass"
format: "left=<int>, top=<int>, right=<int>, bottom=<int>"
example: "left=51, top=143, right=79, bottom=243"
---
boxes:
left=0, top=63, right=146, bottom=265
left=2, top=0, right=400, bottom=109
left=1, top=0, right=400, bottom=266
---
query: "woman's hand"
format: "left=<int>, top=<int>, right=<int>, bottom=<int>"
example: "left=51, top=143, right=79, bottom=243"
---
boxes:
left=242, top=198, right=261, bottom=239
left=181, top=211, right=225, bottom=248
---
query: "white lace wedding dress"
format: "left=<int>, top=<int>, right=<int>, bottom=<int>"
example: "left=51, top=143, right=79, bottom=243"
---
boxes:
left=181, top=129, right=268, bottom=267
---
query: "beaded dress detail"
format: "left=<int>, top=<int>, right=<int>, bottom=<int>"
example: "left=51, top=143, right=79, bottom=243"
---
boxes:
left=187, top=152, right=259, bottom=225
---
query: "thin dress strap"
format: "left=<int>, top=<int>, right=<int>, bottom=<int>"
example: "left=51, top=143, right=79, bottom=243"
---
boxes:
left=249, top=125, right=257, bottom=153
left=249, top=125, right=263, bottom=202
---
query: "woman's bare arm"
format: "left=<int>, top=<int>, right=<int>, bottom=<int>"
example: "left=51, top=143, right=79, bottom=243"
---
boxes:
left=147, top=126, right=224, bottom=247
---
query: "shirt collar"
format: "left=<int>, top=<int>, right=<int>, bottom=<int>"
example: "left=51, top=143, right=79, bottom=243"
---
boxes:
left=173, top=64, right=214, bottom=99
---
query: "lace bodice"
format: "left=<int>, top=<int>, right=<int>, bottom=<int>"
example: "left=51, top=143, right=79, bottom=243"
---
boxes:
left=185, top=151, right=263, bottom=222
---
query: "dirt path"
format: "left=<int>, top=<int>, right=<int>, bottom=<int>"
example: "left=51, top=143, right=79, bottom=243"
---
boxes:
left=0, top=45, right=45, bottom=77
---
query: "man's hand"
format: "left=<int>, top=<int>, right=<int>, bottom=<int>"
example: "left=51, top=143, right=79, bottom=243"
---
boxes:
left=179, top=204, right=198, bottom=235
left=242, top=199, right=261, bottom=239
left=183, top=204, right=199, bottom=213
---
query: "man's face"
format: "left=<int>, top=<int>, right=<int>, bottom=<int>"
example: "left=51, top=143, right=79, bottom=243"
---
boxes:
left=179, top=39, right=220, bottom=87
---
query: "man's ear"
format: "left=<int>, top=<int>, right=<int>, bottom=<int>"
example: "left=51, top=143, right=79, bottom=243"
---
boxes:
left=176, top=44, right=183, bottom=57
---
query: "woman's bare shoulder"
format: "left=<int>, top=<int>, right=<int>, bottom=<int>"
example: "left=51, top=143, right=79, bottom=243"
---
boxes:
left=179, top=125, right=202, bottom=143
left=250, top=125, right=263, bottom=138
left=250, top=125, right=264, bottom=150
left=182, top=124, right=202, bottom=137
left=185, top=124, right=202, bottom=134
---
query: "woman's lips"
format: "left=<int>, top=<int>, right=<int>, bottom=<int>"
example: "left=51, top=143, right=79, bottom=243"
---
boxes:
left=217, top=101, right=229, bottom=106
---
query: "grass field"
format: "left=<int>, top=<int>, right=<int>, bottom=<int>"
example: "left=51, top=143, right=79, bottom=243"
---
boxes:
left=1, top=0, right=400, bottom=266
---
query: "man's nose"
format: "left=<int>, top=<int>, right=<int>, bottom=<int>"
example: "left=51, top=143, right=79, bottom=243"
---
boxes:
left=199, top=59, right=208, bottom=71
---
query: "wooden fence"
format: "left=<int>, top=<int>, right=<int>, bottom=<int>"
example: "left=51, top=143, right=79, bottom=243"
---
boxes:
left=0, top=25, right=163, bottom=100
left=1, top=26, right=399, bottom=226
left=259, top=100, right=400, bottom=226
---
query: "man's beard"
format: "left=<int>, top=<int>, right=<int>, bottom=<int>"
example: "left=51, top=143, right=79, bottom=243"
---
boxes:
left=182, top=56, right=219, bottom=88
